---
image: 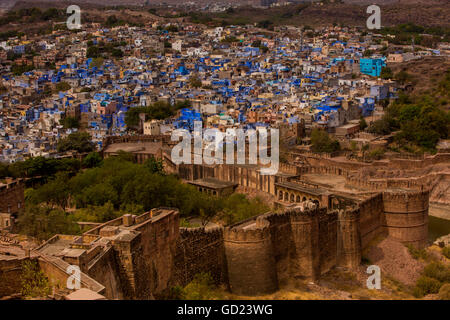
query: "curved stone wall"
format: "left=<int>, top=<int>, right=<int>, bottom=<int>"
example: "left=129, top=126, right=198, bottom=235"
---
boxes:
left=383, top=190, right=429, bottom=249
left=224, top=219, right=278, bottom=296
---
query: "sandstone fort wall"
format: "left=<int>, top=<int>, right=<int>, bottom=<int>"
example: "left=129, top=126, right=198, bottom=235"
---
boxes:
left=382, top=190, right=429, bottom=249
left=174, top=227, right=227, bottom=287
left=223, top=219, right=278, bottom=296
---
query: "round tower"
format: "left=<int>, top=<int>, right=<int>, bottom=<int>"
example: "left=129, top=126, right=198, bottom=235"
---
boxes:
left=337, top=208, right=362, bottom=269
left=224, top=219, right=278, bottom=296
left=383, top=190, right=429, bottom=249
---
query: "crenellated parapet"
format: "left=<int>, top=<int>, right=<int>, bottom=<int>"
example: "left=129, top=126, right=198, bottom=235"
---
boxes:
left=223, top=219, right=272, bottom=243
left=223, top=218, right=278, bottom=296
left=174, top=227, right=227, bottom=287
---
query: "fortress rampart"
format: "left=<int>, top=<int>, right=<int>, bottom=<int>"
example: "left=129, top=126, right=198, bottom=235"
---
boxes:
left=174, top=227, right=227, bottom=287
left=0, top=179, right=24, bottom=218
left=382, top=190, right=429, bottom=248
left=0, top=255, right=28, bottom=297
left=337, top=208, right=362, bottom=269
left=1, top=186, right=429, bottom=298
left=223, top=218, right=278, bottom=296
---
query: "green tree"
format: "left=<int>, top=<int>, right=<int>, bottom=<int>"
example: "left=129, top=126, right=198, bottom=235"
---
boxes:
left=189, top=75, right=202, bottom=88
left=73, top=201, right=120, bottom=222
left=380, top=67, right=393, bottom=80
left=221, top=194, right=269, bottom=225
left=395, top=70, right=412, bottom=84
left=61, top=116, right=79, bottom=129
left=57, top=132, right=95, bottom=153
left=27, top=172, right=71, bottom=210
left=86, top=46, right=100, bottom=58
left=17, top=205, right=80, bottom=240
left=310, top=128, right=340, bottom=153
left=90, top=57, right=104, bottom=68
left=21, top=260, right=51, bottom=298
left=82, top=152, right=102, bottom=168
left=367, top=118, right=392, bottom=135
left=0, top=162, right=9, bottom=178
left=359, top=116, right=368, bottom=130
left=143, top=157, right=164, bottom=174
left=55, top=81, right=71, bottom=92
left=125, top=101, right=182, bottom=129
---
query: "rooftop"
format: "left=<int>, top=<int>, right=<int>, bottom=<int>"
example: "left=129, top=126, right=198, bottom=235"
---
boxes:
left=188, top=177, right=238, bottom=189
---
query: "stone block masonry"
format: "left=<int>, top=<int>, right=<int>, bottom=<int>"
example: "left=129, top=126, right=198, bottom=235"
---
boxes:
left=174, top=227, right=227, bottom=287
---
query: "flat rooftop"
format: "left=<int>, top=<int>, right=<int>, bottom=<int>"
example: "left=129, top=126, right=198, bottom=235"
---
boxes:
left=0, top=244, right=26, bottom=260
left=275, top=181, right=325, bottom=196
left=103, top=141, right=162, bottom=154
left=189, top=177, right=238, bottom=189
left=36, top=236, right=76, bottom=256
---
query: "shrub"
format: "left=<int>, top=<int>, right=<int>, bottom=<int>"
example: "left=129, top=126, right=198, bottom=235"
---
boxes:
left=438, top=283, right=450, bottom=300
left=367, top=148, right=385, bottom=160
left=442, top=246, right=450, bottom=259
left=406, top=244, right=428, bottom=260
left=182, top=273, right=219, bottom=300
left=413, top=276, right=441, bottom=298
left=21, top=260, right=51, bottom=298
left=310, top=128, right=340, bottom=153
left=423, top=262, right=450, bottom=283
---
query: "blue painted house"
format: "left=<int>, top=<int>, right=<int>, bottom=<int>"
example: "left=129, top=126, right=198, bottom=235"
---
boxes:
left=359, top=58, right=385, bottom=77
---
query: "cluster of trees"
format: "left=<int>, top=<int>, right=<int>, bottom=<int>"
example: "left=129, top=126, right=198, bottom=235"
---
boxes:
left=188, top=12, right=214, bottom=25
left=0, top=156, right=81, bottom=180
left=189, top=75, right=202, bottom=88
left=368, top=94, right=449, bottom=151
left=0, top=30, right=24, bottom=41
left=380, top=23, right=450, bottom=47
left=55, top=82, right=71, bottom=92
left=86, top=40, right=125, bottom=59
left=61, top=116, right=80, bottom=129
left=57, top=132, right=95, bottom=154
left=105, top=15, right=126, bottom=28
left=17, top=205, right=81, bottom=241
left=19, top=154, right=268, bottom=239
left=0, top=8, right=63, bottom=26
left=220, top=194, right=269, bottom=225
left=380, top=67, right=394, bottom=80
left=11, top=63, right=35, bottom=76
left=124, top=100, right=190, bottom=129
left=310, top=128, right=341, bottom=153
left=257, top=20, right=274, bottom=30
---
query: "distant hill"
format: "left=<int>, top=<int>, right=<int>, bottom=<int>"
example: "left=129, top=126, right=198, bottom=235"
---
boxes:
left=0, top=0, right=17, bottom=10
left=4, top=0, right=450, bottom=28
